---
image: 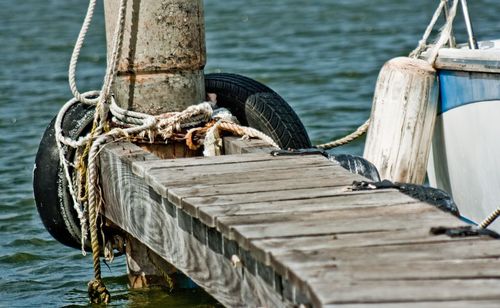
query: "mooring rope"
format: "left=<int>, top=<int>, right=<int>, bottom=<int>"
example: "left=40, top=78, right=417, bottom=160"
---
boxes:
left=58, top=0, right=279, bottom=303
left=409, top=0, right=449, bottom=59
left=316, top=0, right=459, bottom=150
left=479, top=207, right=500, bottom=229
left=316, top=119, right=370, bottom=150
left=423, top=0, right=460, bottom=64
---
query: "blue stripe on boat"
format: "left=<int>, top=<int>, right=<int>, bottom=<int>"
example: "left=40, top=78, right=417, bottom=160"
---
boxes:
left=438, top=70, right=500, bottom=114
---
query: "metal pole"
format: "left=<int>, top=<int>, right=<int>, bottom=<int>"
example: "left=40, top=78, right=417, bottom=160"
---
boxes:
left=460, top=0, right=478, bottom=49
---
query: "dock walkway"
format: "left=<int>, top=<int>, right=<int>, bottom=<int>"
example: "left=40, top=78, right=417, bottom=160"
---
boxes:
left=99, top=140, right=500, bottom=307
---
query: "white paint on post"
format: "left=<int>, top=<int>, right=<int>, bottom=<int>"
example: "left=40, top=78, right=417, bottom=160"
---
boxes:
left=363, top=57, right=439, bottom=184
left=104, top=0, right=206, bottom=114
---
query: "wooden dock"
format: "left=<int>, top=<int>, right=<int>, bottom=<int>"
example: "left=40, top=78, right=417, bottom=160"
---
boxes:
left=99, top=138, right=500, bottom=307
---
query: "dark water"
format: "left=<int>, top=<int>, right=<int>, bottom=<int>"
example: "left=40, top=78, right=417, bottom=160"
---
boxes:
left=0, top=0, right=497, bottom=306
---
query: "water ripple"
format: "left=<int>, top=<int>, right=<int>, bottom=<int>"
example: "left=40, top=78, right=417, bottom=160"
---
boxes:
left=1, top=0, right=497, bottom=306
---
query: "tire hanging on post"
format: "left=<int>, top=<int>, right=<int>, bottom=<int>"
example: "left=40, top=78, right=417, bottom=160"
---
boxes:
left=205, top=73, right=311, bottom=149
left=33, top=102, right=95, bottom=251
left=34, top=73, right=311, bottom=251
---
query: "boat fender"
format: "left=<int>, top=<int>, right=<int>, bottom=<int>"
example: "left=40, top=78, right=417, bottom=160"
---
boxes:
left=33, top=102, right=95, bottom=251
left=363, top=57, right=439, bottom=184
left=34, top=73, right=311, bottom=251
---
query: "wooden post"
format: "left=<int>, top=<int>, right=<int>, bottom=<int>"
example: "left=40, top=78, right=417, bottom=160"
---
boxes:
left=103, top=0, right=207, bottom=287
left=126, top=234, right=177, bottom=289
left=363, top=57, right=439, bottom=184
left=104, top=0, right=206, bottom=114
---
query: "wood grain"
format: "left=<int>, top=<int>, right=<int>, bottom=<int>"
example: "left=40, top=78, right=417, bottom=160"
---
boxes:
left=193, top=190, right=414, bottom=228
left=99, top=143, right=289, bottom=307
left=363, top=57, right=438, bottom=184
left=99, top=141, right=500, bottom=307
left=223, top=136, right=277, bottom=154
left=314, top=279, right=500, bottom=305
left=167, top=166, right=364, bottom=206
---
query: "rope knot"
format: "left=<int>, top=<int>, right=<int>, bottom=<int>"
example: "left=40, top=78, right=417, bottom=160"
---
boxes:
left=88, top=279, right=111, bottom=304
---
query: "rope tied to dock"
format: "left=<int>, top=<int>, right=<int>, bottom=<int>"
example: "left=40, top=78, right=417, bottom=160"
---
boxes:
left=316, top=0, right=459, bottom=151
left=316, top=119, right=369, bottom=150
left=479, top=208, right=500, bottom=229
left=56, top=0, right=279, bottom=303
left=410, top=0, right=460, bottom=64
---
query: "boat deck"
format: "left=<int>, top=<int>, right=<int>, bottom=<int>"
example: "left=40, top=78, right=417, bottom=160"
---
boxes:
left=99, top=139, right=500, bottom=307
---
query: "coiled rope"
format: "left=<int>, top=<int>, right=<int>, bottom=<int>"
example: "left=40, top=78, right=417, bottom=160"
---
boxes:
left=57, top=0, right=279, bottom=303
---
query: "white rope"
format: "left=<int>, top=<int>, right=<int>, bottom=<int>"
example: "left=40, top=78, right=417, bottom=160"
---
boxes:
left=62, top=0, right=128, bottom=253
left=203, top=121, right=223, bottom=156
left=54, top=91, right=100, bottom=251
left=409, top=0, right=448, bottom=59
left=68, top=0, right=100, bottom=105
left=61, top=0, right=280, bottom=261
left=68, top=0, right=127, bottom=113
left=316, top=119, right=370, bottom=150
left=317, top=0, right=460, bottom=151
left=479, top=207, right=500, bottom=229
left=95, top=0, right=127, bottom=120
left=425, top=0, right=459, bottom=64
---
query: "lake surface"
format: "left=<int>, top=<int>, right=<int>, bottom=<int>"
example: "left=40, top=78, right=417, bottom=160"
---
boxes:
left=1, top=0, right=497, bottom=306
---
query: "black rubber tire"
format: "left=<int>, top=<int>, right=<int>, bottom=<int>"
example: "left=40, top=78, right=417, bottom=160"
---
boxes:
left=34, top=74, right=310, bottom=250
left=205, top=73, right=311, bottom=149
left=33, top=102, right=95, bottom=251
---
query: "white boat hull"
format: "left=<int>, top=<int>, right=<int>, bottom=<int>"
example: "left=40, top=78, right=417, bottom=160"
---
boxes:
left=428, top=44, right=500, bottom=231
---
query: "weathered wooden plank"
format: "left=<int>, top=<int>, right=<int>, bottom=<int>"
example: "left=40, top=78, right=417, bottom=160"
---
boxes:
left=217, top=203, right=464, bottom=248
left=100, top=141, right=500, bottom=307
left=223, top=136, right=277, bottom=154
left=333, top=300, right=500, bottom=308
left=139, top=142, right=202, bottom=159
left=271, top=238, right=500, bottom=293
left=194, top=190, right=415, bottom=228
left=103, top=142, right=160, bottom=169
left=147, top=154, right=328, bottom=178
left=273, top=238, right=499, bottom=266
left=296, top=258, right=500, bottom=282
left=175, top=170, right=367, bottom=207
left=312, top=279, right=500, bottom=305
left=167, top=166, right=365, bottom=206
left=148, top=162, right=339, bottom=198
left=248, top=227, right=469, bottom=266
left=99, top=144, right=289, bottom=307
left=128, top=149, right=299, bottom=177
left=250, top=227, right=463, bottom=264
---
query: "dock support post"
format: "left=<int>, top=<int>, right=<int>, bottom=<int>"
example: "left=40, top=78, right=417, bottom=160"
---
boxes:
left=103, top=0, right=207, bottom=287
left=103, top=0, right=206, bottom=114
left=126, top=235, right=176, bottom=289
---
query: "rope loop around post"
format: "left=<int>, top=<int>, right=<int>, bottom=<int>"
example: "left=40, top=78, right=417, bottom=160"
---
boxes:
left=409, top=0, right=460, bottom=64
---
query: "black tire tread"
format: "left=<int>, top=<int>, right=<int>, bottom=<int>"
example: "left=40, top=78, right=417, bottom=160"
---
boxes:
left=205, top=73, right=311, bottom=149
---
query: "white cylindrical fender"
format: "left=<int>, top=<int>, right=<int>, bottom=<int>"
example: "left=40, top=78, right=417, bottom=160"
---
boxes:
left=363, top=56, right=438, bottom=184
